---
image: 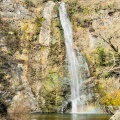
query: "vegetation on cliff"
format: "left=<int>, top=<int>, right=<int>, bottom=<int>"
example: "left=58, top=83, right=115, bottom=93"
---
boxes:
left=0, top=0, right=120, bottom=118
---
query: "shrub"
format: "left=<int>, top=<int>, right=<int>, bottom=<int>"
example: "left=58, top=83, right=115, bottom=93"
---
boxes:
left=35, top=17, right=45, bottom=28
left=24, top=0, right=35, bottom=8
left=35, top=17, right=45, bottom=35
left=9, top=102, right=30, bottom=120
left=81, top=6, right=91, bottom=14
left=96, top=45, right=106, bottom=66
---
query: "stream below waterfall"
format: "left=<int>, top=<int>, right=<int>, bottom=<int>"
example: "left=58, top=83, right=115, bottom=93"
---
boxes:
left=31, top=113, right=111, bottom=120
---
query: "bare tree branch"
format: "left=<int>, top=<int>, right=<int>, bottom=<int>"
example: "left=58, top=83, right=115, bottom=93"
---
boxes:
left=98, top=34, right=119, bottom=53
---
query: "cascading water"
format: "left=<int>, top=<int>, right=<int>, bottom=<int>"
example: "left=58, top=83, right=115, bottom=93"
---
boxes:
left=59, top=2, right=90, bottom=113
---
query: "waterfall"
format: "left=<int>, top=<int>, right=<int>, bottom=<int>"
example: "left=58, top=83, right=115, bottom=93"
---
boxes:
left=59, top=2, right=90, bottom=113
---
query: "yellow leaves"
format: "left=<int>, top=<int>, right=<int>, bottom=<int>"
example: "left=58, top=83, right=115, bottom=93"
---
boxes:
left=44, top=80, right=53, bottom=91
left=22, top=24, right=28, bottom=31
left=8, top=31, right=14, bottom=35
left=24, top=24, right=35, bottom=34
left=98, top=78, right=120, bottom=107
left=20, top=21, right=35, bottom=36
left=117, top=90, right=120, bottom=97
left=100, top=89, right=120, bottom=107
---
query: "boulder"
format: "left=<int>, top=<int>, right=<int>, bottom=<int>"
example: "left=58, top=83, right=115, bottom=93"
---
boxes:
left=110, top=111, right=120, bottom=120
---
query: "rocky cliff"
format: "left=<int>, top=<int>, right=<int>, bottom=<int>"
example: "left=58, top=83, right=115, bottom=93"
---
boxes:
left=0, top=0, right=120, bottom=116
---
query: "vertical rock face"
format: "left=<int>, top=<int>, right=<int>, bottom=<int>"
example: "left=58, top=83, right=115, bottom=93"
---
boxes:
left=0, top=0, right=38, bottom=114
left=27, top=1, right=65, bottom=112
left=7, top=82, right=38, bottom=113
left=0, top=0, right=32, bottom=28
left=38, top=1, right=55, bottom=77
left=39, top=1, right=55, bottom=46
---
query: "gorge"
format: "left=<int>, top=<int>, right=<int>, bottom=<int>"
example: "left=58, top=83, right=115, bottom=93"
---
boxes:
left=0, top=0, right=120, bottom=119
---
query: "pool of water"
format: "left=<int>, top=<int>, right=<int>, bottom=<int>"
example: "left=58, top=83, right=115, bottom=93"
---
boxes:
left=31, top=113, right=111, bottom=120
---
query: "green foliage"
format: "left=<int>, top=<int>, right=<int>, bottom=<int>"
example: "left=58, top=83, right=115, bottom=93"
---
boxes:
left=24, top=0, right=35, bottom=8
left=56, top=21, right=63, bottom=36
left=114, top=53, right=120, bottom=66
left=68, top=1, right=77, bottom=18
left=79, top=19, right=92, bottom=28
left=0, top=73, right=5, bottom=80
left=96, top=46, right=119, bottom=67
left=69, top=7, right=75, bottom=17
left=56, top=21, right=62, bottom=29
left=94, top=3, right=102, bottom=12
left=41, top=71, right=63, bottom=112
left=53, top=5, right=59, bottom=16
left=102, top=71, right=113, bottom=78
left=6, top=29, right=20, bottom=54
left=42, top=89, right=63, bottom=112
left=81, top=6, right=91, bottom=14
left=34, top=17, right=45, bottom=35
left=96, top=45, right=106, bottom=66
left=35, top=17, right=45, bottom=27
left=79, top=19, right=85, bottom=27
left=98, top=83, right=106, bottom=97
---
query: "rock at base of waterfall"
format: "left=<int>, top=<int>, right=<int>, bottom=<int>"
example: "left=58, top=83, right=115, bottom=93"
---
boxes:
left=110, top=111, right=120, bottom=120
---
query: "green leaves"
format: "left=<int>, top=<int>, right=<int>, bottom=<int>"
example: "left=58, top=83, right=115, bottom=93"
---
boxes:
left=96, top=45, right=106, bottom=66
left=34, top=17, right=45, bottom=35
left=35, top=17, right=45, bottom=27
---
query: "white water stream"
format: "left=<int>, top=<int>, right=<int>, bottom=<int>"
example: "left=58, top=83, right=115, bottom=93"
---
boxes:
left=59, top=2, right=90, bottom=113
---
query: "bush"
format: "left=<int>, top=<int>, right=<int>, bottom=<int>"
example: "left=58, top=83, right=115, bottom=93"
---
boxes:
left=35, top=17, right=45, bottom=35
left=0, top=101, right=30, bottom=120
left=96, top=45, right=106, bottom=66
left=24, top=0, right=35, bottom=8
left=81, top=6, right=91, bottom=14
left=9, top=102, right=30, bottom=120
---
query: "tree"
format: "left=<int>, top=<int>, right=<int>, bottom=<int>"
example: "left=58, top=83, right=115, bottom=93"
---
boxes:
left=94, top=24, right=120, bottom=74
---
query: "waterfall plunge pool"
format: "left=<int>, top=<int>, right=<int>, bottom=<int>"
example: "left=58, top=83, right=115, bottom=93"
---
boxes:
left=31, top=113, right=111, bottom=120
